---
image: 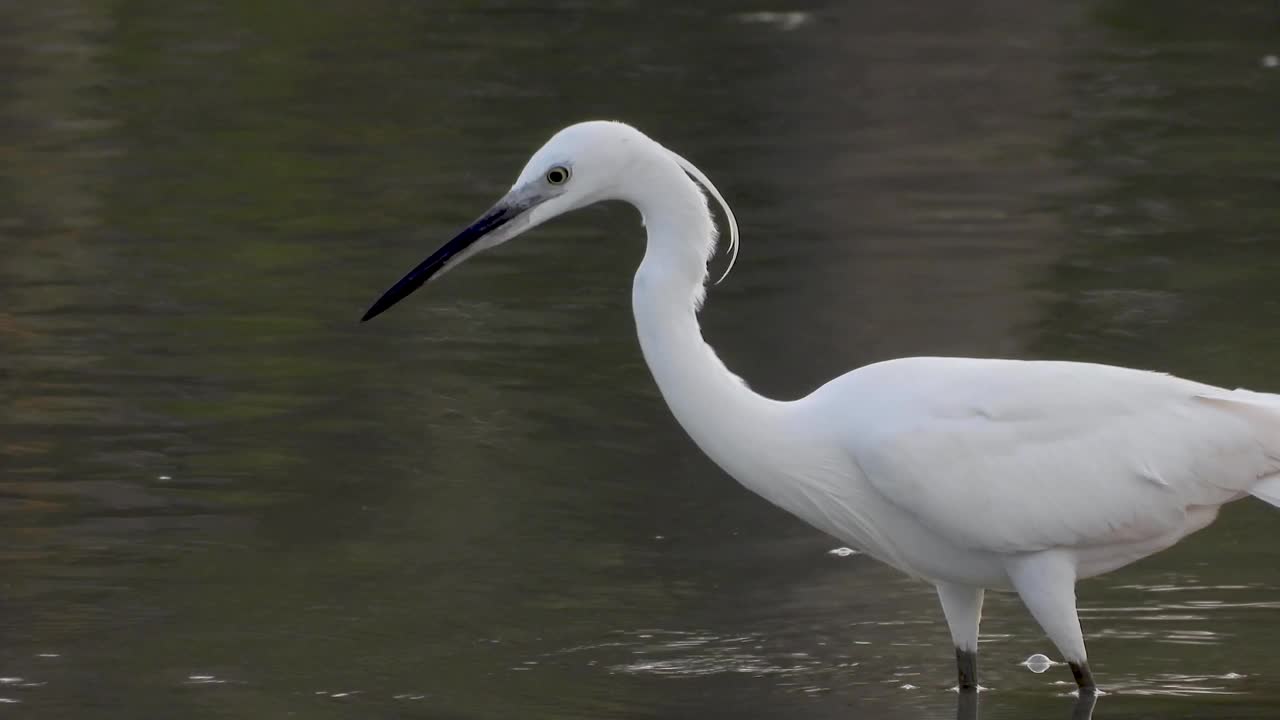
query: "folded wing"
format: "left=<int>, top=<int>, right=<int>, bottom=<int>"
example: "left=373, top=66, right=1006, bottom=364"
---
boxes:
left=826, top=359, right=1280, bottom=554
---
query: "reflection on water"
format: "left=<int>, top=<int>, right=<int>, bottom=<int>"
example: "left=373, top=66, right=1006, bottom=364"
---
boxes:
left=4, top=0, right=1280, bottom=719
left=953, top=691, right=1098, bottom=720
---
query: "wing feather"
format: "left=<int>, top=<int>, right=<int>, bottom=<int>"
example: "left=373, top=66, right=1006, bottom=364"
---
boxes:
left=813, top=358, right=1280, bottom=554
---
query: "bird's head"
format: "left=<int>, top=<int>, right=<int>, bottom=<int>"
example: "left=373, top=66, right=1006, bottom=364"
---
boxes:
left=361, top=120, right=737, bottom=321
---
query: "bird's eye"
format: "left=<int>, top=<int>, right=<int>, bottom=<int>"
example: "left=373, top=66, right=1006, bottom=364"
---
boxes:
left=546, top=166, right=570, bottom=185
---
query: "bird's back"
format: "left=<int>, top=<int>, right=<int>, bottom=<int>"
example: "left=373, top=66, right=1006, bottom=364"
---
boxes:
left=796, top=357, right=1280, bottom=562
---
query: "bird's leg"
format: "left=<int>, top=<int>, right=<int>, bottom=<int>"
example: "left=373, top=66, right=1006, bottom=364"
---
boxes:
left=1070, top=661, right=1097, bottom=694
left=956, top=647, right=978, bottom=690
left=935, top=582, right=985, bottom=690
left=1005, top=550, right=1099, bottom=693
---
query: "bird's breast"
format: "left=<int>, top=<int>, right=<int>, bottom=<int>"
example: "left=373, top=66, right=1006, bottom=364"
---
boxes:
left=725, top=443, right=1011, bottom=587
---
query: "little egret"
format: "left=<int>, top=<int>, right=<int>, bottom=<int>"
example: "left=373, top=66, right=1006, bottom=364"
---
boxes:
left=363, top=121, right=1280, bottom=693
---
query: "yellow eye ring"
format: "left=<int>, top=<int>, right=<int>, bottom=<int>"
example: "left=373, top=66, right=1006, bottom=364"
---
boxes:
left=546, top=166, right=570, bottom=185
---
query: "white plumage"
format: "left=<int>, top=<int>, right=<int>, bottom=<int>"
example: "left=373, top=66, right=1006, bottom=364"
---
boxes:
left=826, top=358, right=1280, bottom=560
left=363, top=120, right=1280, bottom=693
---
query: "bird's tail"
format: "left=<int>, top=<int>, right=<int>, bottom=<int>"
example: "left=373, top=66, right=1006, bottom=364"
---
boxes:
left=1204, top=388, right=1280, bottom=509
left=1253, top=476, right=1280, bottom=508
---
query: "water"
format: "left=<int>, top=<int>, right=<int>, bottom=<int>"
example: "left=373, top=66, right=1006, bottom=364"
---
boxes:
left=3, top=1, right=1280, bottom=718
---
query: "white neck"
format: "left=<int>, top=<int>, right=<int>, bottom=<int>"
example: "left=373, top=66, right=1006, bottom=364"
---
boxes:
left=628, top=164, right=789, bottom=480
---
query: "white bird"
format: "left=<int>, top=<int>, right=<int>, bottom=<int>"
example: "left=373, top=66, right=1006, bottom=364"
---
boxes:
left=362, top=121, right=1280, bottom=693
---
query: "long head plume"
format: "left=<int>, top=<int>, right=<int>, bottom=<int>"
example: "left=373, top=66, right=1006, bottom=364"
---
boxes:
left=667, top=149, right=740, bottom=285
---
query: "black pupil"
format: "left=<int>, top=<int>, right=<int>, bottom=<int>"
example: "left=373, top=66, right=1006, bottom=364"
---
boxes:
left=548, top=169, right=565, bottom=183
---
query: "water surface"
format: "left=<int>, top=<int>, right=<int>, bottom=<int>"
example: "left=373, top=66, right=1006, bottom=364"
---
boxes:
left=3, top=1, right=1280, bottom=718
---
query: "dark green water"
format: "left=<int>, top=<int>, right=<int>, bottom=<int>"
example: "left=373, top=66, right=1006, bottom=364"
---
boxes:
left=3, top=1, right=1280, bottom=718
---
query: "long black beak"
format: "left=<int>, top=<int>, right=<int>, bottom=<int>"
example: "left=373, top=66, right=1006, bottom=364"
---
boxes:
left=361, top=201, right=524, bottom=322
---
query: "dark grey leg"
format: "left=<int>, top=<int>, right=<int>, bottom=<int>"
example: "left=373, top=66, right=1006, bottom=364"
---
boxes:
left=956, top=648, right=978, bottom=691
left=1069, top=661, right=1097, bottom=694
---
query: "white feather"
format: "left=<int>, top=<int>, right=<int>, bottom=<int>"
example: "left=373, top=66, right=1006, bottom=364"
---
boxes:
left=802, top=358, right=1280, bottom=564
left=666, top=148, right=740, bottom=285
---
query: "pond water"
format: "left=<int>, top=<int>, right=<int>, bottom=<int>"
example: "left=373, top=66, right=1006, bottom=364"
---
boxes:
left=3, top=1, right=1280, bottom=718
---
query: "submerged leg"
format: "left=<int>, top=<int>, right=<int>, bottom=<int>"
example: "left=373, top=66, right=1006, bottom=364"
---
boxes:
left=1071, top=690, right=1098, bottom=720
left=935, top=582, right=985, bottom=690
left=1005, top=550, right=1097, bottom=694
left=956, top=685, right=979, bottom=720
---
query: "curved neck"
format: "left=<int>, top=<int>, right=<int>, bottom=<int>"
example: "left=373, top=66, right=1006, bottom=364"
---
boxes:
left=628, top=168, right=786, bottom=477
